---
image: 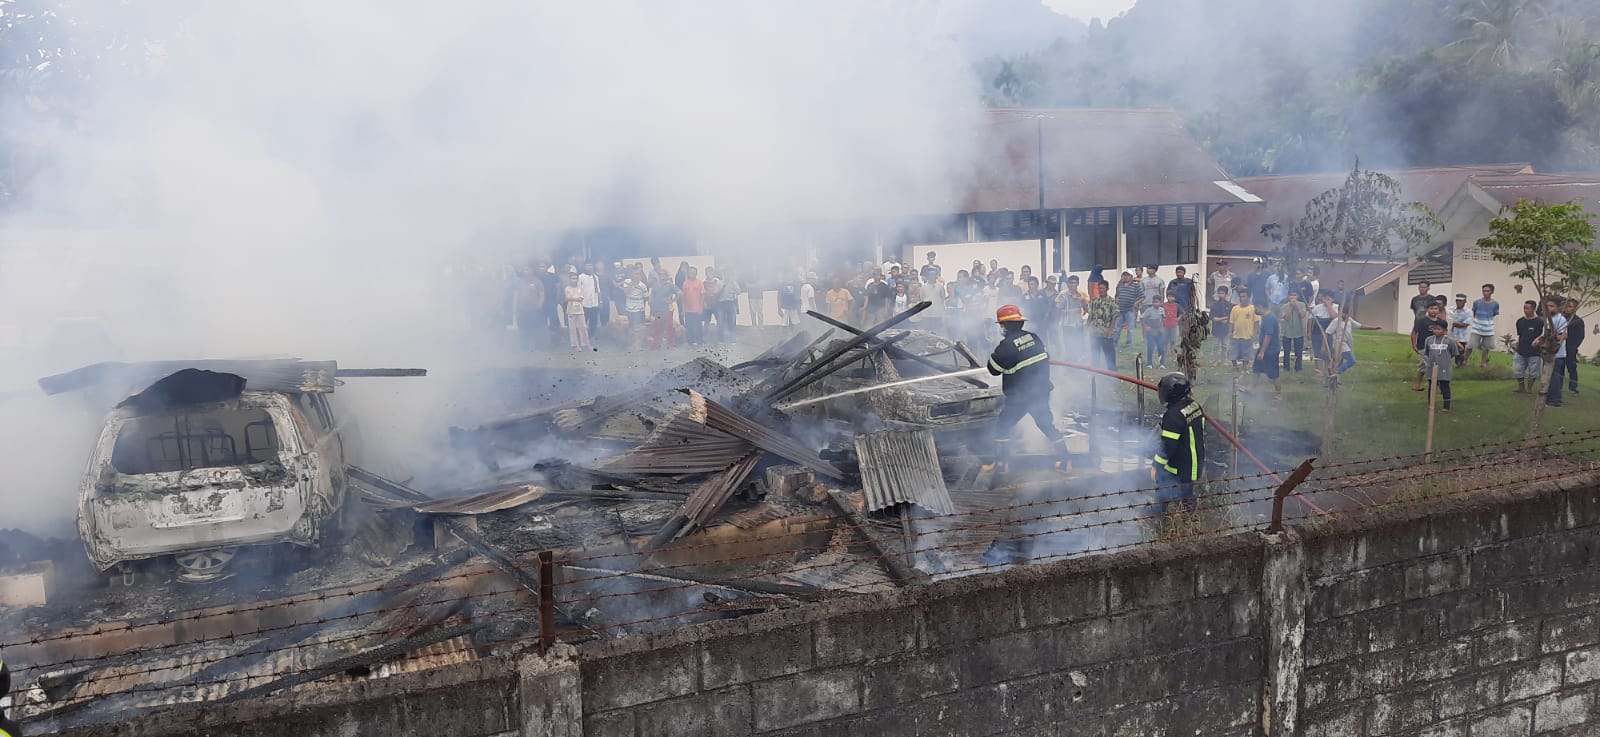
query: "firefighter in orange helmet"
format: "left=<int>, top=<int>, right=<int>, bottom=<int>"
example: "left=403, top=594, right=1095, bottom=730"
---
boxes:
left=985, top=304, right=1070, bottom=472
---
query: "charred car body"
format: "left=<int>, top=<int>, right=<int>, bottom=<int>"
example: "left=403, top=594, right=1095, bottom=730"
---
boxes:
left=40, top=360, right=420, bottom=583
left=773, top=329, right=1001, bottom=439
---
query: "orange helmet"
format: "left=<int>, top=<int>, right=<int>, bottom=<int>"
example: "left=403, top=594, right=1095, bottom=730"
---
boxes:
left=996, top=304, right=1026, bottom=323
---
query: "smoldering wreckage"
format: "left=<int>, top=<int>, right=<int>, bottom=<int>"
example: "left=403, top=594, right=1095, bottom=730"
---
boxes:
left=0, top=305, right=1192, bottom=732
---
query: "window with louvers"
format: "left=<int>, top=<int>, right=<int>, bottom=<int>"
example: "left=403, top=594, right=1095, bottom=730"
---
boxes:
left=1068, top=208, right=1117, bottom=271
left=1124, top=205, right=1199, bottom=266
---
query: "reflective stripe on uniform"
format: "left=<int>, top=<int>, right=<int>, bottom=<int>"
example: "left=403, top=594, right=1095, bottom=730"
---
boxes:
left=1160, top=430, right=1181, bottom=440
left=994, top=352, right=1049, bottom=375
left=988, top=358, right=1004, bottom=374
left=1153, top=454, right=1167, bottom=465
left=1187, top=428, right=1199, bottom=482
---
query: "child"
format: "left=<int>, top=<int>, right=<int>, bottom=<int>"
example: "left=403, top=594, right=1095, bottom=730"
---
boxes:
left=1211, top=286, right=1234, bottom=364
left=1422, top=321, right=1461, bottom=412
left=1162, top=291, right=1180, bottom=366
left=1141, top=297, right=1167, bottom=369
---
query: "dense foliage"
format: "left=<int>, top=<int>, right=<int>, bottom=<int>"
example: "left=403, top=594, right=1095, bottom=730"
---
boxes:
left=979, top=0, right=1600, bottom=175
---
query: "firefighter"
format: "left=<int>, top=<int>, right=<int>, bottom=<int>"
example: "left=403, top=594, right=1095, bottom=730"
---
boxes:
left=1152, top=372, right=1206, bottom=513
left=1, top=651, right=16, bottom=737
left=985, top=304, right=1070, bottom=471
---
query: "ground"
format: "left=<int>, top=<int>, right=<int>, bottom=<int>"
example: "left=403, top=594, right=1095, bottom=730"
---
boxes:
left=495, top=323, right=1597, bottom=465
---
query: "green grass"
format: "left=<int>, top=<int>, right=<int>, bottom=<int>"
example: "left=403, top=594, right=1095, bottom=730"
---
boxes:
left=1161, top=332, right=1600, bottom=462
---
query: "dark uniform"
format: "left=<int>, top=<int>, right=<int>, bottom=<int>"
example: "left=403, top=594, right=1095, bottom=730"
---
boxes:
left=988, top=327, right=1064, bottom=447
left=1, top=652, right=16, bottom=737
left=1153, top=393, right=1206, bottom=508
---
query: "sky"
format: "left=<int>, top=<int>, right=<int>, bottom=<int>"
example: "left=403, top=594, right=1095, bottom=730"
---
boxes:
left=1042, top=0, right=1137, bottom=22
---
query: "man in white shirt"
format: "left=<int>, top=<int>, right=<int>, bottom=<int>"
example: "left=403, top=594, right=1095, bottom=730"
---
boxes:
left=800, top=273, right=817, bottom=315
left=579, top=263, right=602, bottom=335
left=1138, top=265, right=1165, bottom=311
left=1447, top=294, right=1472, bottom=368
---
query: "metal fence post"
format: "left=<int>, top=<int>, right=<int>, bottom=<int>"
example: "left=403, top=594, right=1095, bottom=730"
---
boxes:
left=538, top=550, right=556, bottom=653
left=1268, top=458, right=1318, bottom=534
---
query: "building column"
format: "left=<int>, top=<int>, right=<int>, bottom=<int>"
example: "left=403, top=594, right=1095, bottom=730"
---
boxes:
left=1115, top=208, right=1128, bottom=275
left=1056, top=208, right=1068, bottom=275
left=1198, top=207, right=1209, bottom=310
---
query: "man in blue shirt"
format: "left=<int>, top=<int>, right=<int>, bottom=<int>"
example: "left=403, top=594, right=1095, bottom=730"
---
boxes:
left=1469, top=284, right=1500, bottom=369
left=1252, top=301, right=1283, bottom=399
left=1544, top=297, right=1570, bottom=408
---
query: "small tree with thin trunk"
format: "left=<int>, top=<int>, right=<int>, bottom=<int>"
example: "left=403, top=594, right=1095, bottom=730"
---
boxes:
left=1263, top=164, right=1443, bottom=458
left=1475, top=199, right=1599, bottom=437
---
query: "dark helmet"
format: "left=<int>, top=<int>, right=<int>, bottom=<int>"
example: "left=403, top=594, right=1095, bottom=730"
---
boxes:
left=1157, top=372, right=1192, bottom=404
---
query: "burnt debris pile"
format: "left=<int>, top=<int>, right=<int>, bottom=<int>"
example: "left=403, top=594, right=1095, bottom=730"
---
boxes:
left=6, top=313, right=1140, bottom=730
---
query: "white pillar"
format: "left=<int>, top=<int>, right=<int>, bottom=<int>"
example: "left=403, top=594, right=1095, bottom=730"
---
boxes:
left=966, top=214, right=976, bottom=243
left=1115, top=208, right=1128, bottom=275
left=1198, top=206, right=1209, bottom=310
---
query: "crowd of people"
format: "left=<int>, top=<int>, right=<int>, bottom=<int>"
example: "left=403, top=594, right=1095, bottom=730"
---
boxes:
left=486, top=256, right=1586, bottom=416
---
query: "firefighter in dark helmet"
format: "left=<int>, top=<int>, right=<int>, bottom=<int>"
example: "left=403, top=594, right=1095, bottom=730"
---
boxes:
left=1, top=651, right=16, bottom=737
left=985, top=304, right=1070, bottom=470
left=1152, top=372, right=1206, bottom=511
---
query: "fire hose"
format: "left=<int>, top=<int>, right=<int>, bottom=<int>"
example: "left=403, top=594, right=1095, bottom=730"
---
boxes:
left=771, top=358, right=1325, bottom=515
left=1048, top=359, right=1327, bottom=516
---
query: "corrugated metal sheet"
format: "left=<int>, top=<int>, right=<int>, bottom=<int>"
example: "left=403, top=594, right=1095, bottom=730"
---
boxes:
left=412, top=485, right=546, bottom=515
left=854, top=430, right=955, bottom=515
left=598, top=411, right=755, bottom=475
left=719, top=500, right=821, bottom=530
left=781, top=551, right=895, bottom=594
left=38, top=359, right=343, bottom=397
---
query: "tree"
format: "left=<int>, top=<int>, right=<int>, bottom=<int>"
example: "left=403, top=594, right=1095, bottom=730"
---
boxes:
left=1263, top=164, right=1443, bottom=458
left=1264, top=164, right=1443, bottom=277
left=1477, top=199, right=1600, bottom=436
left=1449, top=0, right=1551, bottom=71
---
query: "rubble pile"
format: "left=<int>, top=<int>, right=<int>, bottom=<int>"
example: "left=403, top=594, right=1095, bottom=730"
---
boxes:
left=1, top=312, right=1161, bottom=730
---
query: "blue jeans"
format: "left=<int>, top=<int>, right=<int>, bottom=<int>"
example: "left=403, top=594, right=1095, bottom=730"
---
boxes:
left=1153, top=466, right=1195, bottom=511
left=685, top=312, right=705, bottom=344
left=1144, top=327, right=1166, bottom=367
left=1547, top=357, right=1566, bottom=405
left=1337, top=350, right=1356, bottom=374
left=1114, top=310, right=1137, bottom=345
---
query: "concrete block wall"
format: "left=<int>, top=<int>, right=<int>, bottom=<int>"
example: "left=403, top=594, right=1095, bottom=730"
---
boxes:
left=48, top=473, right=1600, bottom=737
left=575, top=535, right=1265, bottom=737
left=1296, top=478, right=1600, bottom=737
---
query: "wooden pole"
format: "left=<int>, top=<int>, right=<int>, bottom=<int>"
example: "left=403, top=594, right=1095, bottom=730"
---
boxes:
left=1135, top=355, right=1146, bottom=418
left=1230, top=377, right=1240, bottom=477
left=1425, top=363, right=1440, bottom=462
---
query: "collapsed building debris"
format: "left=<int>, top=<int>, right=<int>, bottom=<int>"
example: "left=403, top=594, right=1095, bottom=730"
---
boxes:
left=4, top=315, right=1185, bottom=729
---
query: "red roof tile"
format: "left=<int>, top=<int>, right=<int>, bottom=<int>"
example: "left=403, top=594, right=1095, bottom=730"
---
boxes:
left=944, top=108, right=1260, bottom=214
left=1471, top=172, right=1600, bottom=216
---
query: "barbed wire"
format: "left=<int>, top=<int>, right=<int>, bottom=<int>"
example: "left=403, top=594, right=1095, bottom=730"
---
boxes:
left=15, top=448, right=1596, bottom=691
left=14, top=426, right=1590, bottom=654
left=7, top=439, right=1595, bottom=671
left=7, top=437, right=1599, bottom=721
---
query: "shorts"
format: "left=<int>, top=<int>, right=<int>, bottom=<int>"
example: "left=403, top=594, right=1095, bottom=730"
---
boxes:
left=1230, top=337, right=1254, bottom=362
left=1513, top=354, right=1543, bottom=379
left=1254, top=353, right=1281, bottom=379
left=1469, top=333, right=1497, bottom=352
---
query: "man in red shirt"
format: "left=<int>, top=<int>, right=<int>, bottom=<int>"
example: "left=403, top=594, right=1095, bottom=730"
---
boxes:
left=681, top=266, right=708, bottom=346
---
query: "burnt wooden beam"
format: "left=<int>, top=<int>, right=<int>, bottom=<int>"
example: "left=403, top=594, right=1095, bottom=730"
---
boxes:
left=804, top=310, right=987, bottom=388
left=761, top=301, right=930, bottom=403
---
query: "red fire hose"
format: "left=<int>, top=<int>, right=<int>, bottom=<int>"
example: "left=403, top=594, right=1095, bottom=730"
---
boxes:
left=1049, top=359, right=1327, bottom=516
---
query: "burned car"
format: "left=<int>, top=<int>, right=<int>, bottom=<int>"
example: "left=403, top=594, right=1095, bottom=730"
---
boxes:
left=775, top=329, right=1001, bottom=437
left=39, top=360, right=420, bottom=583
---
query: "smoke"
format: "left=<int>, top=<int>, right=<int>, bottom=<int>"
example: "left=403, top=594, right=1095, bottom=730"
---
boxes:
left=0, top=1, right=995, bottom=534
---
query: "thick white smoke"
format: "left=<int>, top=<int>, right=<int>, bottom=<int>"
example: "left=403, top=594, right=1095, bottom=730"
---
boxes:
left=0, top=1, right=1021, bottom=533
